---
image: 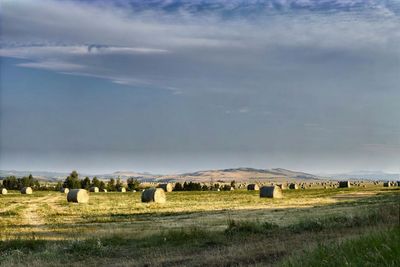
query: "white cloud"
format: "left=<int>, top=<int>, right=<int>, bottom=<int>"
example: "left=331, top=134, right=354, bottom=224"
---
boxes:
left=17, top=61, right=85, bottom=71
left=1, top=0, right=399, bottom=96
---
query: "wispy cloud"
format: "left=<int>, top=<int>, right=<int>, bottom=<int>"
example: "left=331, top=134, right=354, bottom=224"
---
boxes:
left=17, top=61, right=85, bottom=71
left=1, top=0, right=400, bottom=172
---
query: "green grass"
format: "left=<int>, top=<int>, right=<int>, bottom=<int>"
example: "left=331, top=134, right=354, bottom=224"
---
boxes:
left=281, top=227, right=400, bottom=267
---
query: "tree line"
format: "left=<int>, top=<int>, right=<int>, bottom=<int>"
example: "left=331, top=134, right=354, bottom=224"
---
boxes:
left=57, top=171, right=140, bottom=192
left=1, top=174, right=40, bottom=190
left=173, top=181, right=236, bottom=191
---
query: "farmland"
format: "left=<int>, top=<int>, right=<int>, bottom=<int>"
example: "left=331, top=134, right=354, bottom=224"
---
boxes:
left=0, top=185, right=399, bottom=266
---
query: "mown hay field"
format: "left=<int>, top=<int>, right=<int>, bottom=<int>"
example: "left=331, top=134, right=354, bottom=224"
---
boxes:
left=0, top=185, right=399, bottom=266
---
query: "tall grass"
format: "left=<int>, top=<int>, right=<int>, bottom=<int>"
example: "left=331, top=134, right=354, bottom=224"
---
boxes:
left=281, top=227, right=400, bottom=267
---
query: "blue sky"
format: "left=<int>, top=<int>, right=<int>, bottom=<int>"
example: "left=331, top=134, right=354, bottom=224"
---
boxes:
left=1, top=0, right=399, bottom=174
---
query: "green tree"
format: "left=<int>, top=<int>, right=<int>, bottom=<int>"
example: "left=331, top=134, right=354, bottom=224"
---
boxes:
left=107, top=178, right=116, bottom=191
left=91, top=177, right=100, bottom=188
left=55, top=182, right=63, bottom=191
left=174, top=182, right=183, bottom=191
left=81, top=177, right=91, bottom=189
left=63, top=170, right=81, bottom=189
left=116, top=177, right=123, bottom=190
left=99, top=181, right=106, bottom=191
left=127, top=178, right=140, bottom=191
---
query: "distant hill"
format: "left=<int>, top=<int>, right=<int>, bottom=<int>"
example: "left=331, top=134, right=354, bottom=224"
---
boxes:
left=321, top=171, right=400, bottom=180
left=0, top=167, right=318, bottom=183
left=171, top=167, right=318, bottom=182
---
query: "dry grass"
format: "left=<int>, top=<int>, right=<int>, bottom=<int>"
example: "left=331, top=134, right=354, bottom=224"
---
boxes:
left=0, top=186, right=399, bottom=266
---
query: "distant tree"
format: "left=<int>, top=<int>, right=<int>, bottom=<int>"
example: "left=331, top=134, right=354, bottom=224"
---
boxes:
left=81, top=177, right=91, bottom=189
left=107, top=178, right=116, bottom=191
left=91, top=177, right=100, bottom=188
left=34, top=180, right=40, bottom=189
left=63, top=170, right=81, bottom=189
left=99, top=181, right=106, bottom=191
left=183, top=181, right=202, bottom=191
left=55, top=182, right=63, bottom=191
left=115, top=177, right=123, bottom=190
left=202, top=184, right=209, bottom=191
left=222, top=184, right=232, bottom=191
left=3, top=176, right=18, bottom=189
left=70, top=170, right=78, bottom=179
left=174, top=182, right=183, bottom=191
left=127, top=178, right=140, bottom=191
left=18, top=174, right=39, bottom=189
left=230, top=180, right=236, bottom=189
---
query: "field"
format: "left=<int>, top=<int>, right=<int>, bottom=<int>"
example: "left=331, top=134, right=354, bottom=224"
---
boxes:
left=0, top=185, right=399, bottom=266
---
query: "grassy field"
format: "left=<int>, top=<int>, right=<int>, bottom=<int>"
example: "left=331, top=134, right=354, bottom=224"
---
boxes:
left=0, top=186, right=399, bottom=266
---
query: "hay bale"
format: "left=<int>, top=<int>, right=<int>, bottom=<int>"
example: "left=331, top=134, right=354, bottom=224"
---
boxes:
left=60, top=188, right=69, bottom=194
left=289, top=183, right=298, bottom=190
left=1, top=188, right=7, bottom=195
left=260, top=186, right=283, bottom=198
left=89, top=187, right=99, bottom=193
left=141, top=188, right=166, bottom=203
left=118, top=187, right=126, bottom=193
left=67, top=189, right=89, bottom=203
left=338, top=181, right=350, bottom=188
left=21, top=187, right=33, bottom=194
left=158, top=183, right=173, bottom=192
left=277, top=184, right=287, bottom=190
left=247, top=184, right=260, bottom=191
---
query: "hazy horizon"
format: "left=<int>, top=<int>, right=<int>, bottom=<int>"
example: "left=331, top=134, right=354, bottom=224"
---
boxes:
left=1, top=0, right=400, bottom=174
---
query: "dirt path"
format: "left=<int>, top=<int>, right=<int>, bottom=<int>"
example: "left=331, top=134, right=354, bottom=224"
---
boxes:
left=23, top=195, right=60, bottom=226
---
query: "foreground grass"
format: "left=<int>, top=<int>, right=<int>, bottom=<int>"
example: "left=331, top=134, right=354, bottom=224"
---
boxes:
left=281, top=227, right=400, bottom=267
left=0, top=196, right=398, bottom=267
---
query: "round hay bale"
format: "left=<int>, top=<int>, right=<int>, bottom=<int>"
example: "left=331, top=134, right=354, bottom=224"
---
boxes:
left=339, top=181, right=350, bottom=188
left=118, top=187, right=126, bottom=193
left=21, top=187, right=33, bottom=194
left=260, top=186, right=283, bottom=198
left=289, top=183, right=299, bottom=190
left=158, top=183, right=173, bottom=192
left=1, top=188, right=7, bottom=195
left=141, top=188, right=166, bottom=203
left=67, top=189, right=89, bottom=203
left=60, top=188, right=69, bottom=194
left=247, top=184, right=259, bottom=191
left=89, top=187, right=99, bottom=193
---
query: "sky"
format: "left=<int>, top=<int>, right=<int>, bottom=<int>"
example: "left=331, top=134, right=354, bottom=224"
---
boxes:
left=0, top=0, right=399, bottom=174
